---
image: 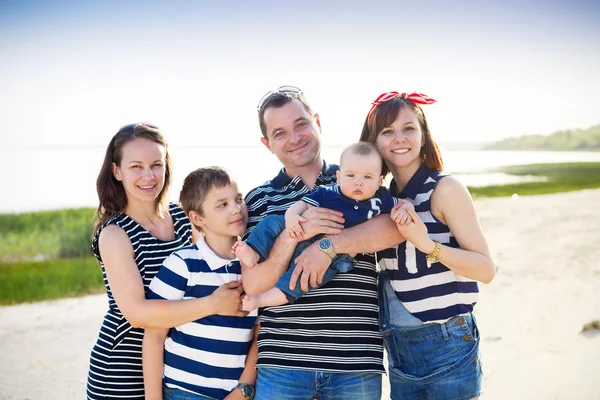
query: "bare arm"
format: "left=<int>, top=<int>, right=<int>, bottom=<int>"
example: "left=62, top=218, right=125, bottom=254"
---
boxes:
left=284, top=201, right=310, bottom=240
left=291, top=214, right=405, bottom=292
left=142, top=327, right=169, bottom=400
left=286, top=200, right=309, bottom=219
left=328, top=213, right=404, bottom=254
left=396, top=177, right=495, bottom=284
left=242, top=207, right=345, bottom=295
left=100, top=226, right=246, bottom=329
left=241, top=233, right=298, bottom=295
left=224, top=324, right=260, bottom=399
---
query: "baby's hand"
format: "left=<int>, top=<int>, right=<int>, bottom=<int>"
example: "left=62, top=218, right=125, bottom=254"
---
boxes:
left=285, top=212, right=307, bottom=240
left=391, top=200, right=415, bottom=225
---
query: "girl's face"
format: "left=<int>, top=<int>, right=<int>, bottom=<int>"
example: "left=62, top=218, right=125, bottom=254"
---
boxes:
left=112, top=138, right=166, bottom=205
left=375, top=107, right=423, bottom=172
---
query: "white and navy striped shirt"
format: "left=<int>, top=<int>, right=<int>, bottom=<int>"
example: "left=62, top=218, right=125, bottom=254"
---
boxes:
left=147, top=236, right=257, bottom=399
left=87, top=203, right=192, bottom=400
left=378, top=164, right=479, bottom=323
left=244, top=161, right=385, bottom=373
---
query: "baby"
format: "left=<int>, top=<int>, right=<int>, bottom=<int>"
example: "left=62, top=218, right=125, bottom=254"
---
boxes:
left=233, top=142, right=413, bottom=311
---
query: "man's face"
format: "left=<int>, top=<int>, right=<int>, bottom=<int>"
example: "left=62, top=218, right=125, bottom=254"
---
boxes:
left=260, top=99, right=322, bottom=173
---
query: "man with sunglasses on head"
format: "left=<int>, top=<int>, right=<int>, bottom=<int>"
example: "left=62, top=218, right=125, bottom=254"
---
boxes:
left=241, top=87, right=403, bottom=400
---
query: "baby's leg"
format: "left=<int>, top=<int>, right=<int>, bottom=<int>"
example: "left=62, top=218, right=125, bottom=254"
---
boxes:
left=232, top=241, right=260, bottom=268
left=242, top=288, right=289, bottom=311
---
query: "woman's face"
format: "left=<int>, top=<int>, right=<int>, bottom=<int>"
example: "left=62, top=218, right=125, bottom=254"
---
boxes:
left=112, top=138, right=166, bottom=205
left=375, top=107, right=423, bottom=172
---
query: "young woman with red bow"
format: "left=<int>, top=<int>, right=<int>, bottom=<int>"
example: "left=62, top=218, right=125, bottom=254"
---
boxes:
left=360, top=92, right=495, bottom=400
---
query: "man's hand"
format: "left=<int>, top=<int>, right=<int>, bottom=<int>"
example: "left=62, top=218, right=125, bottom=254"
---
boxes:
left=290, top=241, right=333, bottom=292
left=300, top=207, right=345, bottom=240
left=211, top=281, right=248, bottom=317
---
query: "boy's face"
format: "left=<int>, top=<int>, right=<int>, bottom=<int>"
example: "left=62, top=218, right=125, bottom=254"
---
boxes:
left=336, top=152, right=383, bottom=201
left=194, top=182, right=248, bottom=239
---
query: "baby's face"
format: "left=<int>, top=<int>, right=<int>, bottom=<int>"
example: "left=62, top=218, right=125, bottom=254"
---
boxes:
left=336, top=152, right=383, bottom=201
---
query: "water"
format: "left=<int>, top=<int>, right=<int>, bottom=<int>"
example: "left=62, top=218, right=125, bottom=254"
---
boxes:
left=3, top=147, right=599, bottom=213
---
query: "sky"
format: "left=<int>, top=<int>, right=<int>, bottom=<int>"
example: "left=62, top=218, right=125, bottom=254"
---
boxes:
left=1, top=0, right=599, bottom=150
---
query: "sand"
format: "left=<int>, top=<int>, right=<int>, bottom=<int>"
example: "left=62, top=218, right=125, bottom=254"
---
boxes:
left=1, top=189, right=599, bottom=400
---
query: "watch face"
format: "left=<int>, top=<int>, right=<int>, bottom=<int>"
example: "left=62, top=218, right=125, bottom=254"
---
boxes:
left=243, top=385, right=255, bottom=398
left=319, top=238, right=331, bottom=250
left=237, top=383, right=254, bottom=399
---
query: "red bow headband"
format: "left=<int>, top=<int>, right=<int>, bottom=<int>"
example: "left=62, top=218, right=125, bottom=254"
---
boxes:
left=367, top=92, right=436, bottom=122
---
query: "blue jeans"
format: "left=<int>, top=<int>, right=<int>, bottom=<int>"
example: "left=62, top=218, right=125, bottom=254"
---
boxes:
left=246, top=215, right=356, bottom=302
left=163, top=386, right=217, bottom=400
left=255, top=367, right=382, bottom=400
left=379, top=274, right=482, bottom=400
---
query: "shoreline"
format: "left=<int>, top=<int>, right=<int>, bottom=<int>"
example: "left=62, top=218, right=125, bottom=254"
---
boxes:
left=1, top=189, right=599, bottom=399
left=3, top=158, right=600, bottom=215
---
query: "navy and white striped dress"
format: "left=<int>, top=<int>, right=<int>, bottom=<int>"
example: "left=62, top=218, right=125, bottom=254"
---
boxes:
left=378, top=164, right=479, bottom=323
left=87, top=203, right=192, bottom=399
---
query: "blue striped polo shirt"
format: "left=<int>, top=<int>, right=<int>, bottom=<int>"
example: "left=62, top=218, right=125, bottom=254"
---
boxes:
left=147, top=237, right=257, bottom=399
left=377, top=164, right=479, bottom=323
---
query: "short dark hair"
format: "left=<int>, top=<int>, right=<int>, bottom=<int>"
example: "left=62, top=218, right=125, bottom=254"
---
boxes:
left=258, top=92, right=315, bottom=139
left=179, top=167, right=236, bottom=230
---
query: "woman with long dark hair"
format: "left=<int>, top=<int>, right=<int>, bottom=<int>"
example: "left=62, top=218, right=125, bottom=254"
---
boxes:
left=87, top=123, right=246, bottom=399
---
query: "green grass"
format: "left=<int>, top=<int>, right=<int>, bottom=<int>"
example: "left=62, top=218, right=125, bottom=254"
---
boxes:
left=468, top=162, right=600, bottom=197
left=0, top=207, right=96, bottom=263
left=0, top=257, right=104, bottom=305
left=1, top=162, right=599, bottom=305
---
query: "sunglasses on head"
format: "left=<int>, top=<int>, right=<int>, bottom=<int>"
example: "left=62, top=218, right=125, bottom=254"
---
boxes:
left=256, top=85, right=302, bottom=112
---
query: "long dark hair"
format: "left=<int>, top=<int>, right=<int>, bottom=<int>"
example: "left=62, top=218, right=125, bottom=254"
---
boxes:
left=359, top=97, right=443, bottom=177
left=93, top=123, right=172, bottom=234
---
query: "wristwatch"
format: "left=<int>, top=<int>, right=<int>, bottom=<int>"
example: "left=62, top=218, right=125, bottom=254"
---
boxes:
left=425, top=240, right=441, bottom=263
left=234, top=383, right=255, bottom=400
left=318, top=237, right=337, bottom=260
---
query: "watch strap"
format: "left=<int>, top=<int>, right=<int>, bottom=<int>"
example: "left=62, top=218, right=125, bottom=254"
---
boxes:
left=425, top=240, right=441, bottom=263
left=234, top=382, right=255, bottom=400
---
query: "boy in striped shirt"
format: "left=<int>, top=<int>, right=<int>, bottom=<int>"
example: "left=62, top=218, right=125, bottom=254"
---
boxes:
left=143, top=167, right=258, bottom=400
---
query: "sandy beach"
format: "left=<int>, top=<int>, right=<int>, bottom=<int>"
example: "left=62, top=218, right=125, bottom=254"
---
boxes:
left=1, top=189, right=599, bottom=400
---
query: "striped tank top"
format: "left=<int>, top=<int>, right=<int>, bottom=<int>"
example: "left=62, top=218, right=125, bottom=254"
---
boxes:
left=86, top=203, right=192, bottom=399
left=377, top=164, right=479, bottom=323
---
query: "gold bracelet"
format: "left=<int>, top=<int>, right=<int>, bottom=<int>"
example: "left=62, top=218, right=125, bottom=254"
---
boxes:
left=426, top=240, right=441, bottom=263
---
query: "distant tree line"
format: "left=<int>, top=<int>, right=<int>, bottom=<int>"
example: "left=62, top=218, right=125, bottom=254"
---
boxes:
left=484, top=124, right=600, bottom=151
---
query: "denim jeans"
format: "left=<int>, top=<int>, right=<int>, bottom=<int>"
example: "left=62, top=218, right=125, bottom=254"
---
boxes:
left=255, top=367, right=382, bottom=400
left=163, top=386, right=217, bottom=400
left=379, top=274, right=482, bottom=400
left=246, top=214, right=356, bottom=302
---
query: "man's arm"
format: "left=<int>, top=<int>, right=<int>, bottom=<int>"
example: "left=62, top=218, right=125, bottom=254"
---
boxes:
left=242, top=206, right=345, bottom=295
left=291, top=214, right=405, bottom=292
